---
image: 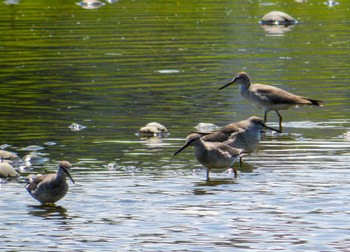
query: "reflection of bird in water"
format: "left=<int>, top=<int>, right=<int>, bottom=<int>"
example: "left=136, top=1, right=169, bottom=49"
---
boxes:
left=219, top=72, right=323, bottom=131
left=173, top=133, right=243, bottom=181
left=26, top=161, right=75, bottom=205
left=28, top=205, right=68, bottom=219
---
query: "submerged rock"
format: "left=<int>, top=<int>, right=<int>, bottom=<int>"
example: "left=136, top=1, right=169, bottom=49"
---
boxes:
left=138, top=122, right=168, bottom=137
left=194, top=123, right=220, bottom=133
left=260, top=11, right=297, bottom=25
left=324, top=0, right=339, bottom=7
left=69, top=123, right=87, bottom=132
left=0, top=162, right=19, bottom=178
left=23, top=154, right=49, bottom=168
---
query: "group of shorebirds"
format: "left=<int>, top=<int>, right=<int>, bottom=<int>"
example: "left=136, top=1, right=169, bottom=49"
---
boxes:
left=173, top=71, right=323, bottom=181
left=0, top=9, right=324, bottom=205
left=0, top=71, right=323, bottom=206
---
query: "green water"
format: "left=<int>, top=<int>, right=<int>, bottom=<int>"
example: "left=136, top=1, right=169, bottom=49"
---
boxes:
left=0, top=0, right=349, bottom=251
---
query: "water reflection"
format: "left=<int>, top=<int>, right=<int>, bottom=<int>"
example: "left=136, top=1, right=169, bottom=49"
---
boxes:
left=28, top=205, right=68, bottom=220
left=261, top=24, right=296, bottom=35
left=194, top=179, right=237, bottom=188
left=237, top=162, right=256, bottom=174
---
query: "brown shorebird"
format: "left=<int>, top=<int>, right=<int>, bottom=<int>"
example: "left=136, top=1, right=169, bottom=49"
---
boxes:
left=173, top=133, right=243, bottom=181
left=196, top=116, right=280, bottom=164
left=219, top=72, right=323, bottom=131
left=26, top=161, right=75, bottom=205
left=202, top=116, right=281, bottom=153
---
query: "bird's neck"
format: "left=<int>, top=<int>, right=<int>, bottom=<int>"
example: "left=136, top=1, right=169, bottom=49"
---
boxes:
left=193, top=139, right=207, bottom=153
left=239, top=83, right=250, bottom=97
left=57, top=167, right=67, bottom=179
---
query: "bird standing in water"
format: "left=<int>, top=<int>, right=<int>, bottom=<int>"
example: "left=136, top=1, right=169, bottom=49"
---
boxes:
left=202, top=116, right=281, bottom=152
left=26, top=161, right=75, bottom=205
left=197, top=116, right=280, bottom=164
left=219, top=72, right=323, bottom=131
left=173, top=133, right=243, bottom=181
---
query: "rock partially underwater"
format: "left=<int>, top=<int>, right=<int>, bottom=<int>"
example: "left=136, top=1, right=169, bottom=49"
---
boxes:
left=0, top=150, right=21, bottom=167
left=76, top=0, right=105, bottom=9
left=0, top=162, right=19, bottom=179
left=260, top=11, right=297, bottom=25
left=137, top=122, right=169, bottom=138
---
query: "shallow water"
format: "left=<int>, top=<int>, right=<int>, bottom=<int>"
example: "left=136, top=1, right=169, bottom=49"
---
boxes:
left=0, top=0, right=350, bottom=251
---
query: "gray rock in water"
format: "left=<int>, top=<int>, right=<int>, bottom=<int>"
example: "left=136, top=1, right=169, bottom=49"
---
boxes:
left=0, top=150, right=21, bottom=167
left=23, top=154, right=49, bottom=168
left=194, top=123, right=221, bottom=133
left=76, top=0, right=105, bottom=9
left=260, top=11, right=297, bottom=25
left=0, top=162, right=19, bottom=178
left=138, top=122, right=168, bottom=137
left=69, top=123, right=87, bottom=132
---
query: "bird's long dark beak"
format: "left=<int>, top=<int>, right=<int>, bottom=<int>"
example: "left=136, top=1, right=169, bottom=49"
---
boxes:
left=263, top=123, right=282, bottom=133
left=62, top=167, right=75, bottom=183
left=173, top=142, right=191, bottom=156
left=218, top=79, right=235, bottom=90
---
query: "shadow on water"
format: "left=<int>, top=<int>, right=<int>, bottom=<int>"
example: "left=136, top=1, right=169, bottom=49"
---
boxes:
left=237, top=162, right=256, bottom=174
left=27, top=204, right=68, bottom=220
left=193, top=162, right=256, bottom=188
left=194, top=179, right=237, bottom=188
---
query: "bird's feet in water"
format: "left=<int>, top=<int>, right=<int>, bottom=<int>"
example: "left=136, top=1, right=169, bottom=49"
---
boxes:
left=227, top=168, right=238, bottom=178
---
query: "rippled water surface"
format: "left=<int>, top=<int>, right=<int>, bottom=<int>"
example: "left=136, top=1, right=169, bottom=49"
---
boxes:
left=1, top=0, right=350, bottom=251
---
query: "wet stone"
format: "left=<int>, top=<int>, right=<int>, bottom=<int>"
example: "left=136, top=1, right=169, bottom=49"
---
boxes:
left=0, top=162, right=19, bottom=178
left=137, top=122, right=169, bottom=138
left=0, top=150, right=21, bottom=167
left=260, top=11, right=297, bottom=25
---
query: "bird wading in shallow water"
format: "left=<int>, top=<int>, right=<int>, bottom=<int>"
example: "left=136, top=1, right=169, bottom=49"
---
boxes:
left=201, top=116, right=281, bottom=150
left=173, top=133, right=243, bottom=181
left=26, top=161, right=75, bottom=205
left=219, top=72, right=324, bottom=131
left=199, top=116, right=281, bottom=163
